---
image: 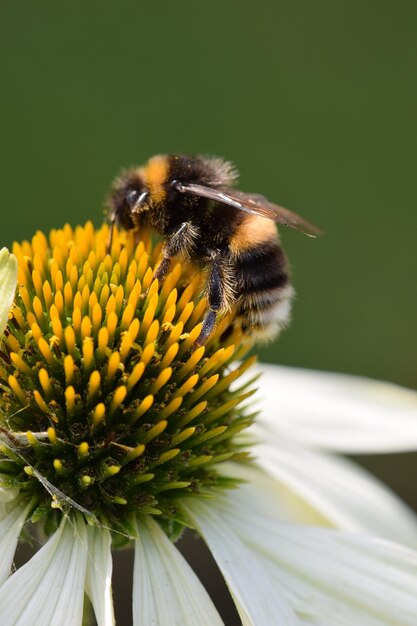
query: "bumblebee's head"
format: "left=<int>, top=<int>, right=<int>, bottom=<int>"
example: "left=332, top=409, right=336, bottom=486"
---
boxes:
left=109, top=168, right=149, bottom=230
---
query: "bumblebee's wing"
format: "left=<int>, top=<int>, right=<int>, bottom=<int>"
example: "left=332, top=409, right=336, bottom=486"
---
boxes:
left=176, top=182, right=321, bottom=237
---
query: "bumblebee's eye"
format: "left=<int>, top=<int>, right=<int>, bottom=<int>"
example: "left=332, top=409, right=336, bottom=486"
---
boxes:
left=126, top=189, right=140, bottom=208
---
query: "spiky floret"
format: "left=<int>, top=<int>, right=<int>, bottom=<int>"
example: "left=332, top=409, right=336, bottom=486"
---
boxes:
left=0, top=222, right=256, bottom=540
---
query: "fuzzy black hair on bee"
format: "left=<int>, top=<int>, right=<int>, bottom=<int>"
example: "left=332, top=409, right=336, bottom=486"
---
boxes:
left=108, top=154, right=319, bottom=344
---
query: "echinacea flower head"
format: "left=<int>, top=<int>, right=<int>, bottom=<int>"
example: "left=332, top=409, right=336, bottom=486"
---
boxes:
left=0, top=223, right=254, bottom=540
left=2, top=223, right=417, bottom=625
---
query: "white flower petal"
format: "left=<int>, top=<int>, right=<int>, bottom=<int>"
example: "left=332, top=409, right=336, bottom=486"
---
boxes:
left=183, top=499, right=298, bottom=626
left=133, top=518, right=224, bottom=626
left=202, top=479, right=417, bottom=625
left=0, top=498, right=31, bottom=585
left=254, top=441, right=417, bottom=547
left=0, top=248, right=17, bottom=337
left=256, top=364, right=417, bottom=452
left=0, top=484, right=20, bottom=503
left=0, top=515, right=88, bottom=626
left=85, top=525, right=115, bottom=626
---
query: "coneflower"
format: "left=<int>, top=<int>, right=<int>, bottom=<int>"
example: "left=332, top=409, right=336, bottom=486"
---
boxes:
left=0, top=227, right=417, bottom=626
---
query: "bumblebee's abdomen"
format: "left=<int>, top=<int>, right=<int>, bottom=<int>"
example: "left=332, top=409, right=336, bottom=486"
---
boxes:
left=233, top=240, right=294, bottom=341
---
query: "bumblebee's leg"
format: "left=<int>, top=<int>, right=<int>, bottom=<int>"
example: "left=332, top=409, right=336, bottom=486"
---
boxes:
left=153, top=222, right=197, bottom=284
left=195, top=252, right=230, bottom=346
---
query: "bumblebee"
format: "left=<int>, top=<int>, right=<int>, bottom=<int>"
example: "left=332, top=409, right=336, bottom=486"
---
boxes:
left=108, top=155, right=320, bottom=345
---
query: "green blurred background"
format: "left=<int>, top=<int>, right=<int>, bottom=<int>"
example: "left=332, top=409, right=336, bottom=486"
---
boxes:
left=2, top=1, right=417, bottom=623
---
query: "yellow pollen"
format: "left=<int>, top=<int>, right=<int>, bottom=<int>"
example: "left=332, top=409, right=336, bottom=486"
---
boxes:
left=54, top=269, right=64, bottom=292
left=104, top=465, right=121, bottom=477
left=47, top=427, right=57, bottom=443
left=92, top=402, right=106, bottom=427
left=171, top=426, right=196, bottom=446
left=177, top=400, right=208, bottom=427
left=162, top=303, right=176, bottom=325
left=32, top=269, right=43, bottom=299
left=87, top=370, right=101, bottom=403
left=51, top=315, right=63, bottom=341
left=42, top=280, right=53, bottom=310
left=151, top=367, right=172, bottom=394
left=106, top=294, right=116, bottom=315
left=198, top=345, right=235, bottom=378
left=126, top=362, right=145, bottom=392
left=64, top=354, right=75, bottom=385
left=73, top=291, right=82, bottom=311
left=39, top=368, right=52, bottom=400
left=109, top=385, right=127, bottom=416
left=152, top=448, right=180, bottom=467
left=158, top=396, right=183, bottom=419
left=141, top=420, right=168, bottom=443
left=99, top=284, right=110, bottom=310
left=64, top=326, right=76, bottom=356
left=30, top=322, right=42, bottom=344
left=53, top=459, right=64, bottom=473
left=191, top=294, right=209, bottom=320
left=69, top=264, right=78, bottom=290
left=124, top=443, right=145, bottom=464
left=119, top=332, right=133, bottom=362
left=140, top=292, right=158, bottom=338
left=106, top=311, right=118, bottom=345
left=81, top=316, right=92, bottom=340
left=33, top=390, right=51, bottom=416
left=120, top=302, right=135, bottom=331
left=177, top=346, right=205, bottom=379
left=106, top=352, right=121, bottom=383
left=98, top=327, right=109, bottom=350
left=142, top=266, right=153, bottom=291
left=180, top=323, right=203, bottom=354
left=144, top=319, right=159, bottom=346
left=189, top=374, right=219, bottom=403
left=6, top=333, right=20, bottom=354
left=160, top=342, right=179, bottom=369
left=33, top=296, right=44, bottom=326
left=11, top=306, right=25, bottom=329
left=37, top=337, right=55, bottom=367
left=83, top=337, right=95, bottom=372
left=65, top=386, right=76, bottom=413
left=177, top=284, right=194, bottom=312
left=19, top=285, right=32, bottom=312
left=128, top=317, right=140, bottom=342
left=64, top=282, right=73, bottom=313
left=141, top=343, right=155, bottom=365
left=88, top=292, right=98, bottom=317
left=91, top=303, right=102, bottom=336
left=145, top=278, right=159, bottom=303
left=26, top=431, right=37, bottom=446
left=54, top=290, right=64, bottom=317
left=137, top=250, right=149, bottom=279
left=78, top=442, right=89, bottom=458
left=72, top=307, right=82, bottom=337
left=9, top=353, right=32, bottom=376
left=160, top=273, right=179, bottom=304
left=130, top=394, right=154, bottom=423
left=173, top=373, right=199, bottom=399
left=114, top=285, right=124, bottom=315
left=178, top=302, right=194, bottom=326
left=81, top=284, right=90, bottom=312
